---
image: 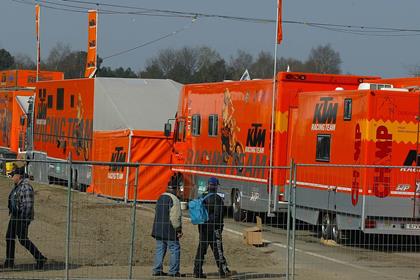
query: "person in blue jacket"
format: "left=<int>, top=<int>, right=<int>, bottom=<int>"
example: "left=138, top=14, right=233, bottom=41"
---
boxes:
left=193, top=177, right=230, bottom=278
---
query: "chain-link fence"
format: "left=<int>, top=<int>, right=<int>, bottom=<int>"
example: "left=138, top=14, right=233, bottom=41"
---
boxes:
left=288, top=164, right=420, bottom=280
left=0, top=158, right=419, bottom=280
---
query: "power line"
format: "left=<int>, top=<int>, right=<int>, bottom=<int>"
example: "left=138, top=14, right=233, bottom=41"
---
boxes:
left=102, top=17, right=198, bottom=61
left=13, top=0, right=420, bottom=35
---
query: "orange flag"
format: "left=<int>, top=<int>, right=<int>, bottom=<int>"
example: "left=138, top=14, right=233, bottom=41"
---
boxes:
left=276, top=0, right=283, bottom=44
left=85, top=10, right=98, bottom=78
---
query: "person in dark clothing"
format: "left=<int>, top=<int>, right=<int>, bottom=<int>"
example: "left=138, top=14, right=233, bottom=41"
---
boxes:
left=151, top=177, right=183, bottom=277
left=193, top=177, right=230, bottom=279
left=5, top=164, right=47, bottom=269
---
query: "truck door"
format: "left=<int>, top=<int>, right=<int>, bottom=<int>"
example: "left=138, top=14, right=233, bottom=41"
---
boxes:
left=172, top=117, right=187, bottom=164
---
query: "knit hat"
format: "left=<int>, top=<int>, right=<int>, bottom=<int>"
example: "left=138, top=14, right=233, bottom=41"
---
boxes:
left=208, top=177, right=219, bottom=186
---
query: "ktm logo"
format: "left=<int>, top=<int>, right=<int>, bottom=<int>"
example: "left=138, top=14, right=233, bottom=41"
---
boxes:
left=109, top=146, right=126, bottom=172
left=400, top=150, right=420, bottom=172
left=245, top=123, right=266, bottom=153
left=403, top=150, right=420, bottom=166
left=311, top=97, right=338, bottom=131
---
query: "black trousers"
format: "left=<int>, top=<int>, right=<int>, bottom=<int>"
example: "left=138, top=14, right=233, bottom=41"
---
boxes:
left=6, top=218, right=44, bottom=263
left=194, top=225, right=228, bottom=275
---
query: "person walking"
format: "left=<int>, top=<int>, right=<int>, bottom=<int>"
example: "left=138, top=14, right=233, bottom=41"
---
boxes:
left=5, top=163, right=47, bottom=269
left=193, top=177, right=230, bottom=279
left=151, top=177, right=184, bottom=277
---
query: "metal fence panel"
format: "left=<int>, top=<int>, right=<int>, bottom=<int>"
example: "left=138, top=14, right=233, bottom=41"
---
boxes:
left=290, top=164, right=420, bottom=280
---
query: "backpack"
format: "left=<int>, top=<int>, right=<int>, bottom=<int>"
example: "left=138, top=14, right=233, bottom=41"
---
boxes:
left=188, top=193, right=214, bottom=225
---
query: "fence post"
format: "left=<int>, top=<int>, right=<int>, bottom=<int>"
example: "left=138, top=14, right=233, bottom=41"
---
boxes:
left=65, top=152, right=72, bottom=280
left=291, top=163, right=297, bottom=280
left=286, top=160, right=294, bottom=280
left=128, top=164, right=139, bottom=279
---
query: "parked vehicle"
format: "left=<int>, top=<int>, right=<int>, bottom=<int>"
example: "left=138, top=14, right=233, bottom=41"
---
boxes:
left=0, top=70, right=63, bottom=165
left=28, top=77, right=181, bottom=201
left=166, top=72, right=378, bottom=222
left=289, top=79, right=420, bottom=240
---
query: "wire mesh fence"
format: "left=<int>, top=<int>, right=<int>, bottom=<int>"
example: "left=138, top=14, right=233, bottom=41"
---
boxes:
left=289, top=164, right=420, bottom=280
left=0, top=158, right=419, bottom=279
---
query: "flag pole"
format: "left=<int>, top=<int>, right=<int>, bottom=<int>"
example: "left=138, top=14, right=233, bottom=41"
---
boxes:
left=268, top=0, right=281, bottom=217
left=35, top=4, right=41, bottom=82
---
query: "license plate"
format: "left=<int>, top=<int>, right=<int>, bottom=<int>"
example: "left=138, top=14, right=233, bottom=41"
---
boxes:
left=405, top=224, right=420, bottom=230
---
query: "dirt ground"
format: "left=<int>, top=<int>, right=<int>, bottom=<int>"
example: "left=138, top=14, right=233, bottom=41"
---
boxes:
left=0, top=177, right=281, bottom=279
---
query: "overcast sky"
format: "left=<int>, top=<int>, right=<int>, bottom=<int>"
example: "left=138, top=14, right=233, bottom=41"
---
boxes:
left=1, top=0, right=420, bottom=77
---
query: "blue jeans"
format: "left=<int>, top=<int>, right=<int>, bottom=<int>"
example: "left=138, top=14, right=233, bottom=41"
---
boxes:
left=152, top=239, right=180, bottom=275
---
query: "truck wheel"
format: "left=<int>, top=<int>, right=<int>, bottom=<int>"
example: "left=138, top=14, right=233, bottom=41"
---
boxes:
left=321, top=213, right=333, bottom=240
left=232, top=189, right=245, bottom=222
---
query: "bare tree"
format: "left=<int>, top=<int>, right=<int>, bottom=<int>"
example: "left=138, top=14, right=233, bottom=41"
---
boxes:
left=197, top=46, right=222, bottom=68
left=251, top=51, right=274, bottom=78
left=140, top=46, right=228, bottom=83
left=229, top=50, right=254, bottom=80
left=305, top=44, right=342, bottom=74
left=277, top=57, right=306, bottom=72
left=13, top=53, right=36, bottom=70
left=45, top=42, right=72, bottom=71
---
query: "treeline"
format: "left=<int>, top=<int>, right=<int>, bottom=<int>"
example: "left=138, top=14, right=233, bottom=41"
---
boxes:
left=0, top=42, right=342, bottom=83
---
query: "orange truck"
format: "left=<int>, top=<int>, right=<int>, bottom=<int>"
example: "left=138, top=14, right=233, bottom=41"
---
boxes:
left=288, top=79, right=420, bottom=240
left=167, top=72, right=378, bottom=222
left=0, top=70, right=63, bottom=166
left=0, top=88, right=32, bottom=157
left=28, top=77, right=181, bottom=201
left=0, top=70, right=63, bottom=89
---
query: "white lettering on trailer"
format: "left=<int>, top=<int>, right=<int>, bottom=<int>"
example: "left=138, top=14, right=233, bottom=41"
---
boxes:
left=311, top=123, right=336, bottom=131
left=396, top=184, right=410, bottom=191
left=245, top=146, right=265, bottom=153
left=36, top=119, right=46, bottom=125
left=107, top=172, right=123, bottom=180
left=400, top=167, right=420, bottom=172
left=250, top=192, right=260, bottom=201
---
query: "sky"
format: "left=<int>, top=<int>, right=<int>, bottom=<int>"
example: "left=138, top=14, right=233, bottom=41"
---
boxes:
left=1, top=0, right=420, bottom=77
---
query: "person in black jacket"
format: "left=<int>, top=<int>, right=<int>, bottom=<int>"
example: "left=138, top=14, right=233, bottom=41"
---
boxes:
left=5, top=164, right=47, bottom=269
left=193, top=177, right=230, bottom=279
left=151, top=177, right=183, bottom=277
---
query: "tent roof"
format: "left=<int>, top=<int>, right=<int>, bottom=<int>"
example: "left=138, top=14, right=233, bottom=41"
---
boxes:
left=93, top=78, right=181, bottom=131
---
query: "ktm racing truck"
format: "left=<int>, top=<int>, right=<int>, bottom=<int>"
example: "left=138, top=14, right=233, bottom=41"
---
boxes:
left=167, top=72, right=377, bottom=221
left=288, top=80, right=420, bottom=241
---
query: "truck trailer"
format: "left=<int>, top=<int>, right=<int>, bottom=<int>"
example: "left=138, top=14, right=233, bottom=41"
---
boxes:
left=29, top=77, right=181, bottom=201
left=288, top=80, right=420, bottom=240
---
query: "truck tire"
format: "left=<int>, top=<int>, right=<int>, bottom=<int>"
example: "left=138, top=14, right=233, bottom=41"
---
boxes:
left=232, top=189, right=245, bottom=222
left=321, top=213, right=333, bottom=240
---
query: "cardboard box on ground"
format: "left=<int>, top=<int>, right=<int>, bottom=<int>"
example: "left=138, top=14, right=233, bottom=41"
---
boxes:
left=243, top=216, right=263, bottom=246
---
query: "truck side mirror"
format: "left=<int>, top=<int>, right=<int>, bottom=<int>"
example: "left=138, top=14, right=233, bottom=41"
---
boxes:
left=20, top=116, right=25, bottom=126
left=164, top=123, right=172, bottom=137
